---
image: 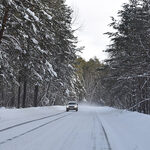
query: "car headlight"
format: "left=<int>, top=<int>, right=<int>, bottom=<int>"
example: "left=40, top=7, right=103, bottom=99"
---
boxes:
left=74, top=105, right=77, bottom=108
left=66, top=106, right=69, bottom=108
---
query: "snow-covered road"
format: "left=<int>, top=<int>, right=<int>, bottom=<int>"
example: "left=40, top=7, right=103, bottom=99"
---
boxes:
left=0, top=105, right=150, bottom=150
left=0, top=106, right=111, bottom=150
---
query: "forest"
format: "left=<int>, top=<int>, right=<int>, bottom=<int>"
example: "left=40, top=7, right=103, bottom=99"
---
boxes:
left=1, top=0, right=150, bottom=114
left=103, top=0, right=150, bottom=114
left=0, top=0, right=81, bottom=108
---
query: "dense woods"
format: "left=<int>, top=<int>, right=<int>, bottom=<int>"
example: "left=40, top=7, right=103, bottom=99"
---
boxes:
left=74, top=0, right=150, bottom=114
left=74, top=57, right=106, bottom=105
left=1, top=0, right=150, bottom=115
left=0, top=0, right=81, bottom=107
left=100, top=0, right=150, bottom=114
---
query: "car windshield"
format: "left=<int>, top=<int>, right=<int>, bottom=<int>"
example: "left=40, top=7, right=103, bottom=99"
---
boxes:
left=68, top=102, right=76, bottom=105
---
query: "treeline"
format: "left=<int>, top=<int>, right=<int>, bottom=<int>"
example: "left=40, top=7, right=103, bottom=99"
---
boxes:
left=103, top=0, right=150, bottom=114
left=2, top=0, right=150, bottom=114
left=75, top=57, right=106, bottom=105
left=75, top=0, right=150, bottom=114
left=0, top=0, right=80, bottom=108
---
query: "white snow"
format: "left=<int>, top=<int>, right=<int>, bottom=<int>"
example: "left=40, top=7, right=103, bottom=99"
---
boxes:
left=26, top=9, right=39, bottom=22
left=14, top=42, right=22, bottom=51
left=68, top=64, right=73, bottom=69
left=32, top=69, right=43, bottom=81
left=23, top=34, right=28, bottom=39
left=0, top=106, right=150, bottom=150
left=98, top=107, right=150, bottom=150
left=42, top=10, right=52, bottom=20
left=45, top=60, right=57, bottom=77
left=37, top=46, right=47, bottom=54
left=0, top=106, right=64, bottom=130
left=65, top=88, right=70, bottom=96
left=32, top=23, right=37, bottom=34
left=32, top=38, right=38, bottom=45
left=24, top=14, right=31, bottom=21
left=8, top=0, right=13, bottom=5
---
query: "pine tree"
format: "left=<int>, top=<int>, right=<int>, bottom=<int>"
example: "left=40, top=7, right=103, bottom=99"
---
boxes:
left=0, top=0, right=78, bottom=107
left=104, top=0, right=150, bottom=113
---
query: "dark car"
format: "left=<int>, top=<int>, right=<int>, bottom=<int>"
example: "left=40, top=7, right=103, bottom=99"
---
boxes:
left=66, top=101, right=78, bottom=112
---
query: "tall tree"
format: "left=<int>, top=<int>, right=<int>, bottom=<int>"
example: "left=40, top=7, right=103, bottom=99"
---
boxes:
left=0, top=0, right=79, bottom=108
left=103, top=0, right=150, bottom=113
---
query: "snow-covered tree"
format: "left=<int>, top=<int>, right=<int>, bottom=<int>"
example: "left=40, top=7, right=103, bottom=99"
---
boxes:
left=0, top=0, right=78, bottom=108
left=104, top=0, right=150, bottom=113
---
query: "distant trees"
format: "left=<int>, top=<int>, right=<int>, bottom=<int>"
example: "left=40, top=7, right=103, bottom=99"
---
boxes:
left=74, top=0, right=150, bottom=114
left=2, top=0, right=150, bottom=115
left=75, top=57, right=106, bottom=104
left=101, top=0, right=150, bottom=114
left=0, top=0, right=79, bottom=108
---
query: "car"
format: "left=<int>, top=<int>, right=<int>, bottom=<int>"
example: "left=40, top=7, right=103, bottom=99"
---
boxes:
left=66, top=101, right=78, bottom=112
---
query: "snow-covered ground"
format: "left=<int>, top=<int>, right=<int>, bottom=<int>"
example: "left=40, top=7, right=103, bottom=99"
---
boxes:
left=0, top=105, right=150, bottom=150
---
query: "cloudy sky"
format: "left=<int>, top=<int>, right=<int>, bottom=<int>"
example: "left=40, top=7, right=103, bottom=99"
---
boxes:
left=65, top=0, right=128, bottom=61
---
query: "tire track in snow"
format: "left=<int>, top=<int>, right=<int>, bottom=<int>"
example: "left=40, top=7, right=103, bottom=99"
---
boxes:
left=0, top=111, right=65, bottom=133
left=0, top=112, right=73, bottom=145
left=101, top=124, right=112, bottom=150
left=96, top=114, right=112, bottom=150
left=91, top=114, right=96, bottom=150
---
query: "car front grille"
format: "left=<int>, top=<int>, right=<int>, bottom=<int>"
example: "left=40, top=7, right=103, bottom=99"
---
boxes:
left=69, top=106, right=75, bottom=108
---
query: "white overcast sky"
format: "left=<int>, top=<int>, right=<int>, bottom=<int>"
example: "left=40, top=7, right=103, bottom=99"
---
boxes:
left=65, top=0, right=128, bottom=61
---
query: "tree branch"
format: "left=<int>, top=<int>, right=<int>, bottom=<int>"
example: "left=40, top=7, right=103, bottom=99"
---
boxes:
left=0, top=5, right=10, bottom=43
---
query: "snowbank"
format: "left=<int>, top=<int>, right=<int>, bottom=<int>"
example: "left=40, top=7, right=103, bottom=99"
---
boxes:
left=97, top=107, right=150, bottom=150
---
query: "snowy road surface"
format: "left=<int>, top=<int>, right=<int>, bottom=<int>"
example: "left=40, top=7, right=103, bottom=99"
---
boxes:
left=0, top=106, right=111, bottom=150
left=0, top=105, right=150, bottom=150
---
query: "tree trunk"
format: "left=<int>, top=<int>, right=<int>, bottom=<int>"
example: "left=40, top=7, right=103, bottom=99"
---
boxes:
left=22, top=79, right=27, bottom=108
left=34, top=84, right=39, bottom=107
left=17, top=76, right=21, bottom=108
left=0, top=5, right=9, bottom=43
left=10, top=87, right=15, bottom=107
left=1, top=85, right=4, bottom=107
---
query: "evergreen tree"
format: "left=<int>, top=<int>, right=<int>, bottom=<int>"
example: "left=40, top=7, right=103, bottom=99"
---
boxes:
left=0, top=0, right=78, bottom=108
left=104, top=0, right=150, bottom=113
